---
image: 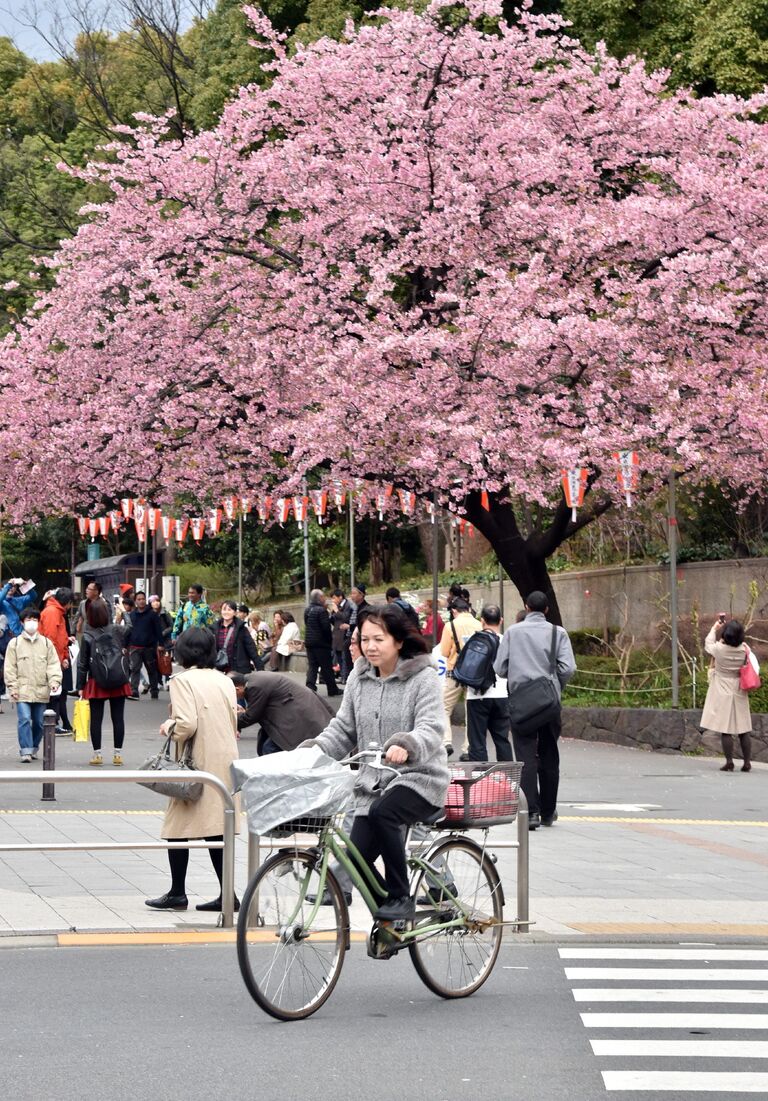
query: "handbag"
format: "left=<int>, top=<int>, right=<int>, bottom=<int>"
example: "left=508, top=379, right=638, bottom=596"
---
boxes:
left=72, top=698, right=90, bottom=744
left=740, top=646, right=761, bottom=693
left=138, top=730, right=203, bottom=801
left=508, top=625, right=561, bottom=735
left=215, top=625, right=235, bottom=672
left=157, top=648, right=173, bottom=677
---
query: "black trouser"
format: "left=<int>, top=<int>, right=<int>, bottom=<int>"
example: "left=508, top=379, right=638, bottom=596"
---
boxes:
left=349, top=786, right=441, bottom=900
left=512, top=714, right=561, bottom=818
left=340, top=645, right=353, bottom=683
left=168, top=835, right=223, bottom=896
left=90, top=696, right=126, bottom=751
left=466, top=697, right=514, bottom=762
left=305, top=644, right=339, bottom=695
left=129, top=646, right=158, bottom=696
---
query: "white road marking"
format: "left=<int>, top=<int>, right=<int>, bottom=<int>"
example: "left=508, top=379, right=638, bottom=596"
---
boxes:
left=602, top=1070, right=768, bottom=1092
left=582, top=1012, right=768, bottom=1029
left=574, top=988, right=768, bottom=1003
left=565, top=967, right=768, bottom=982
left=563, top=803, right=662, bottom=812
left=560, top=948, right=768, bottom=961
left=592, top=1039, right=768, bottom=1058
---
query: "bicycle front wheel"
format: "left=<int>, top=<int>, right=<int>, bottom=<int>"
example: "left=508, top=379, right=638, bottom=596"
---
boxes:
left=237, top=848, right=348, bottom=1021
left=409, top=837, right=503, bottom=999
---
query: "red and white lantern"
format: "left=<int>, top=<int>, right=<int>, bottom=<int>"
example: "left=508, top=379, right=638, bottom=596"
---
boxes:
left=147, top=507, right=162, bottom=533
left=292, top=496, right=308, bottom=525
left=120, top=498, right=133, bottom=520
left=310, top=490, right=328, bottom=523
left=190, top=517, right=206, bottom=543
left=222, top=496, right=237, bottom=522
left=108, top=510, right=122, bottom=532
left=275, top=498, right=291, bottom=525
left=613, top=450, right=640, bottom=507
left=376, top=485, right=393, bottom=520
left=161, top=515, right=173, bottom=541
left=77, top=516, right=88, bottom=537
left=207, top=508, right=222, bottom=536
left=173, top=519, right=189, bottom=543
left=256, top=497, right=272, bottom=523
left=97, top=516, right=111, bottom=538
left=331, top=481, right=346, bottom=510
left=135, top=516, right=147, bottom=544
left=561, top=467, right=588, bottom=523
left=397, top=489, right=415, bottom=516
left=88, top=518, right=99, bottom=540
left=240, top=496, right=252, bottom=514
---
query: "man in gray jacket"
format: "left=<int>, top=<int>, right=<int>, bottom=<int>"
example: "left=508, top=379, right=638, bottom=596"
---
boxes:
left=494, top=591, right=576, bottom=830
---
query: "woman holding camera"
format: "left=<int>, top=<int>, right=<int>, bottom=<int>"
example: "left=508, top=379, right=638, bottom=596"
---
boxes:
left=701, top=614, right=753, bottom=772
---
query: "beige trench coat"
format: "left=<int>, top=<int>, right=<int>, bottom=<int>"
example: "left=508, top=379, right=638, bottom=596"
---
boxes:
left=700, top=625, right=752, bottom=736
left=161, top=668, right=241, bottom=840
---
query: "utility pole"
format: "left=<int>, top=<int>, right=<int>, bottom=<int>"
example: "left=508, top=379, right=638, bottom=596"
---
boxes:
left=349, top=490, right=355, bottom=590
left=668, top=468, right=679, bottom=707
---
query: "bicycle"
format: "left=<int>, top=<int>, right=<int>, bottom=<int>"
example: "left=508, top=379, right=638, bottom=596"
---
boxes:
left=236, top=751, right=522, bottom=1020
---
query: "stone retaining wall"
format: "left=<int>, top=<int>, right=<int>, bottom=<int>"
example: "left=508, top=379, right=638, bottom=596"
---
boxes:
left=563, top=706, right=768, bottom=762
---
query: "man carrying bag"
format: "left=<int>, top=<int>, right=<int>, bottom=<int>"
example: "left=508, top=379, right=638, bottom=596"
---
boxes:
left=494, top=591, right=576, bottom=830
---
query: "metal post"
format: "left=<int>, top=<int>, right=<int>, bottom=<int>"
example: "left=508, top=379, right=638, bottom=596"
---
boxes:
left=248, top=830, right=260, bottom=883
left=498, top=559, right=504, bottom=624
left=349, top=490, right=355, bottom=591
left=302, top=479, right=310, bottom=605
left=515, top=788, right=529, bottom=933
left=237, top=511, right=243, bottom=606
left=669, top=469, right=679, bottom=707
left=151, top=529, right=157, bottom=596
left=220, top=804, right=236, bottom=929
left=143, top=524, right=148, bottom=594
left=41, top=709, right=57, bottom=802
left=432, top=489, right=439, bottom=647
left=692, top=656, right=697, bottom=709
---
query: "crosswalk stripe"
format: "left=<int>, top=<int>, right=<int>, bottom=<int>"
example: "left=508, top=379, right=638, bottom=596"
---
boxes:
left=574, top=988, right=768, bottom=1003
left=560, top=948, right=768, bottom=962
left=566, top=967, right=768, bottom=982
left=602, top=1070, right=768, bottom=1092
left=582, top=1012, right=768, bottom=1029
left=592, top=1040, right=768, bottom=1058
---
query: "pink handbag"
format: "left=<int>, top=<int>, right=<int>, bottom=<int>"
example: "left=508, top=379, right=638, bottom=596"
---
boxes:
left=739, top=647, right=761, bottom=692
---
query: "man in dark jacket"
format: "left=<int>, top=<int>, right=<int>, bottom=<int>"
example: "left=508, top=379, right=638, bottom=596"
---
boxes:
left=230, top=671, right=334, bottom=753
left=126, top=591, right=162, bottom=699
left=303, top=589, right=341, bottom=696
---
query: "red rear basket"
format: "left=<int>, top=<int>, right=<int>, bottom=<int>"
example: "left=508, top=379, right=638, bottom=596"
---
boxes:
left=442, top=762, right=522, bottom=827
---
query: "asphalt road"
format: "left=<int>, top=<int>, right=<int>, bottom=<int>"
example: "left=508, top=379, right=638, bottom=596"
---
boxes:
left=3, top=940, right=768, bottom=1101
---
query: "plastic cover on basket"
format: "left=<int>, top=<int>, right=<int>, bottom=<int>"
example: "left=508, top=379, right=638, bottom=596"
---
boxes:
left=231, top=746, right=355, bottom=837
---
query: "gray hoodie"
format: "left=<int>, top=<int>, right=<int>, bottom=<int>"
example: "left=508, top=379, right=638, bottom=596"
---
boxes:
left=310, top=652, right=450, bottom=815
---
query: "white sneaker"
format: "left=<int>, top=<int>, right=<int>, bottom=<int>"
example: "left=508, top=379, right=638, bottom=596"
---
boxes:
left=19, top=755, right=32, bottom=763
left=30, top=751, right=39, bottom=760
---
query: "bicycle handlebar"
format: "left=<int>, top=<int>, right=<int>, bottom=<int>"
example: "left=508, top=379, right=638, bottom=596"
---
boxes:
left=341, top=745, right=400, bottom=776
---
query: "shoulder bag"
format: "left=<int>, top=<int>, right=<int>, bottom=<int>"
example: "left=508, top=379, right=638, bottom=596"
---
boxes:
left=740, top=645, right=761, bottom=693
left=508, top=625, right=562, bottom=735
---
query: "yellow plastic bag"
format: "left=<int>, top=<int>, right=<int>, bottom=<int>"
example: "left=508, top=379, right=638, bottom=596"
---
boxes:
left=72, top=699, right=90, bottom=743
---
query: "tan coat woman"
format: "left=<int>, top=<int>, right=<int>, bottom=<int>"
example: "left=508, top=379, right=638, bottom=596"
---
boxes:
left=145, top=628, right=240, bottom=913
left=700, top=620, right=752, bottom=772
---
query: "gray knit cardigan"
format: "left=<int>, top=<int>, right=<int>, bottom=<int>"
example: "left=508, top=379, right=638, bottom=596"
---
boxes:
left=309, top=653, right=450, bottom=815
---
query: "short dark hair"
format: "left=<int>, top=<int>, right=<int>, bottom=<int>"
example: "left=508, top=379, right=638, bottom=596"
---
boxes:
left=87, top=581, right=102, bottom=594
left=174, top=627, right=217, bottom=669
left=282, top=611, right=295, bottom=624
left=228, top=672, right=247, bottom=687
left=221, top=600, right=238, bottom=613
left=134, top=590, right=146, bottom=599
left=20, top=607, right=40, bottom=622
left=189, top=583, right=204, bottom=596
left=87, top=600, right=109, bottom=629
left=481, top=604, right=502, bottom=626
left=360, top=604, right=429, bottom=659
left=722, top=619, right=745, bottom=647
left=385, top=586, right=401, bottom=600
left=122, top=598, right=135, bottom=609
left=525, top=591, right=549, bottom=613
left=56, top=587, right=74, bottom=606
left=331, top=589, right=345, bottom=598
left=237, top=603, right=249, bottom=615
left=450, top=598, right=470, bottom=613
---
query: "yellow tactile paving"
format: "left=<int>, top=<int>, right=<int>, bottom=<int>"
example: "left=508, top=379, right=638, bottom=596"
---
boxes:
left=57, top=930, right=368, bottom=947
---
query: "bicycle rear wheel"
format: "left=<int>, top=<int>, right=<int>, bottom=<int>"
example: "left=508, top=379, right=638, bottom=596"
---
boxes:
left=409, top=837, right=503, bottom=998
left=237, top=848, right=348, bottom=1021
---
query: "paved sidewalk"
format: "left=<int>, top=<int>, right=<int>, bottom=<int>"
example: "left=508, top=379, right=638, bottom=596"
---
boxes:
left=0, top=692, right=766, bottom=939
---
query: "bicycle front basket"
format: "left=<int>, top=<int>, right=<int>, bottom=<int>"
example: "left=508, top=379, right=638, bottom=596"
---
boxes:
left=442, top=762, right=522, bottom=827
left=231, top=746, right=354, bottom=837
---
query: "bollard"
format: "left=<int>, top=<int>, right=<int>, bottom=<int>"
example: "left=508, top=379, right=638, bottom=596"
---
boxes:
left=41, top=708, right=58, bottom=802
left=514, top=788, right=529, bottom=932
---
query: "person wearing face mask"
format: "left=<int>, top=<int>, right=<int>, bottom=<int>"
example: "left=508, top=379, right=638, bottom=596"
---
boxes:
left=3, top=608, right=62, bottom=762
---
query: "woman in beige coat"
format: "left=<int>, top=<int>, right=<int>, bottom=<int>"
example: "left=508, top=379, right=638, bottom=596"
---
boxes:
left=145, top=628, right=240, bottom=912
left=700, top=617, right=753, bottom=772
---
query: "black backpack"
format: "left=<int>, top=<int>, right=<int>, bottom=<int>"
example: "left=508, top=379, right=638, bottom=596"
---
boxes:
left=451, top=629, right=500, bottom=693
left=91, top=630, right=130, bottom=690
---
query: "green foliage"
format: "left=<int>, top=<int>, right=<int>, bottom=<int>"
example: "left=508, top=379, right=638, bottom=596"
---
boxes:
left=0, top=515, right=74, bottom=587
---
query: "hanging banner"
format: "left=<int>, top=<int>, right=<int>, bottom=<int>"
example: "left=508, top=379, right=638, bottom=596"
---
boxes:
left=240, top=496, right=252, bottom=514
left=613, top=450, right=640, bottom=507
left=147, top=508, right=162, bottom=534
left=375, top=485, right=393, bottom=521
left=207, top=508, right=222, bottom=536
left=293, top=495, right=308, bottom=525
left=561, top=467, right=588, bottom=523
left=161, top=515, right=173, bottom=541
left=274, top=498, right=291, bottom=525
left=97, top=516, right=111, bottom=538
left=77, top=516, right=88, bottom=538
left=190, top=517, right=206, bottom=543
left=120, top=498, right=133, bottom=520
left=310, top=490, right=328, bottom=524
left=173, top=519, right=189, bottom=543
left=222, top=496, right=237, bottom=522
left=397, top=490, right=416, bottom=516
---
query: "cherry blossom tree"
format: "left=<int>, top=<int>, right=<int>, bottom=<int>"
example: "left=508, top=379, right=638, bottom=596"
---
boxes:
left=3, top=0, right=768, bottom=618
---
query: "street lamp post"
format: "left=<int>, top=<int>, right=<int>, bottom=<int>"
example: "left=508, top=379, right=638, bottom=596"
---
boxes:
left=668, top=468, right=679, bottom=707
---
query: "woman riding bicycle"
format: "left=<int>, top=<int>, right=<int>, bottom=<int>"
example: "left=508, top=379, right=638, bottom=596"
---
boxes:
left=302, top=603, right=449, bottom=922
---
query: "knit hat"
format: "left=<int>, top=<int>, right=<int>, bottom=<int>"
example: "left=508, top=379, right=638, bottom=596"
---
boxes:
left=119, top=583, right=134, bottom=594
left=148, top=594, right=160, bottom=602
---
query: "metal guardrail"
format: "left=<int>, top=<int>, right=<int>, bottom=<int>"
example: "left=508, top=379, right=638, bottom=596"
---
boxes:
left=0, top=711, right=237, bottom=928
left=246, top=788, right=530, bottom=932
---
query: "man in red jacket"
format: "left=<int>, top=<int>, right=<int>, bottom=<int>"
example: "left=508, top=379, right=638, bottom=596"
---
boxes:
left=39, top=587, right=75, bottom=731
